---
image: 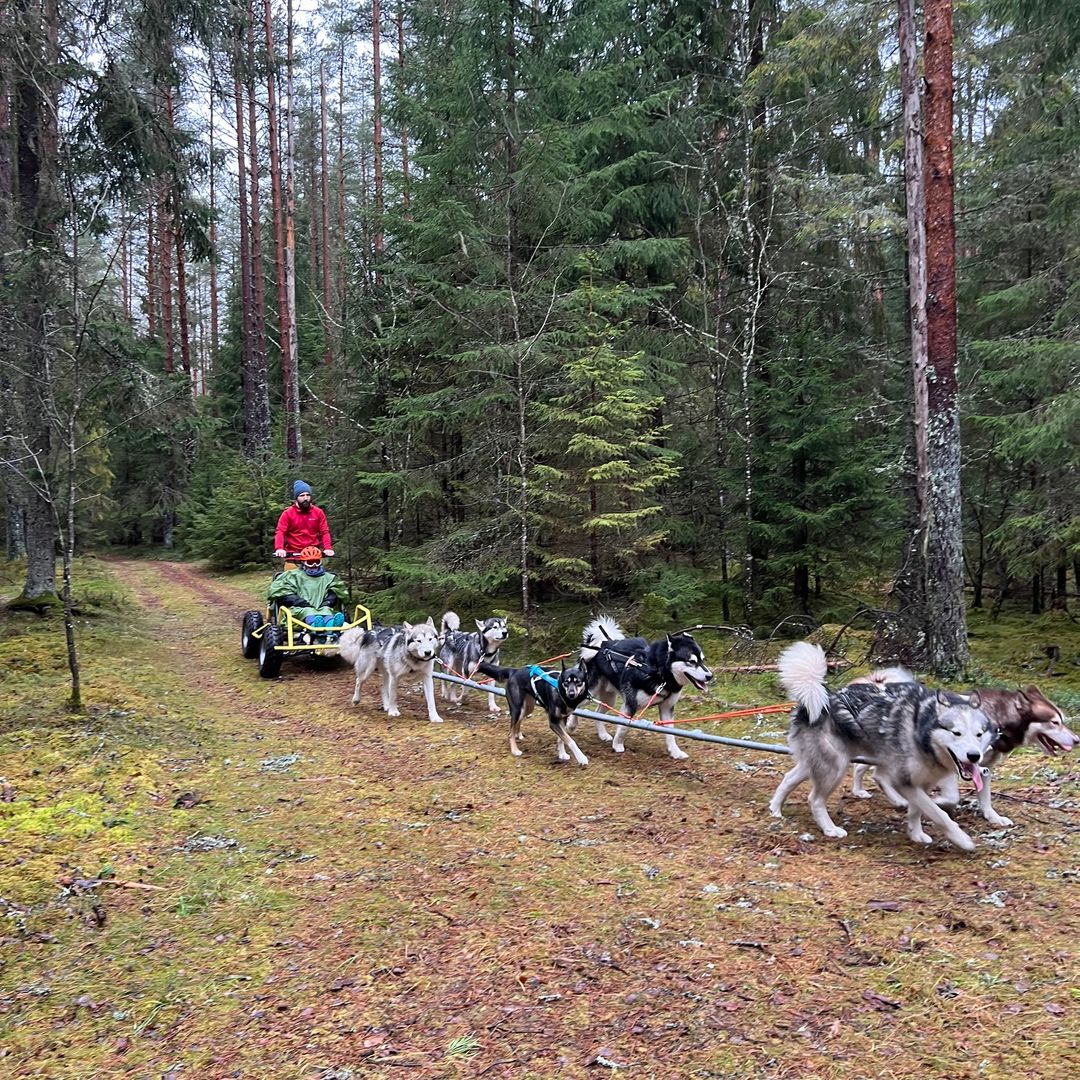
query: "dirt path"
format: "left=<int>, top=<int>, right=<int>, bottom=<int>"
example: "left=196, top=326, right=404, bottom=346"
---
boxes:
left=3, top=560, right=1078, bottom=1079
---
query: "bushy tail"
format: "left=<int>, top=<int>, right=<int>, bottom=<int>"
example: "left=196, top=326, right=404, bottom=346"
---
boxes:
left=869, top=666, right=913, bottom=685
left=441, top=610, right=460, bottom=634
left=338, top=626, right=366, bottom=666
left=580, top=615, right=625, bottom=664
left=476, top=662, right=514, bottom=682
left=778, top=642, right=831, bottom=723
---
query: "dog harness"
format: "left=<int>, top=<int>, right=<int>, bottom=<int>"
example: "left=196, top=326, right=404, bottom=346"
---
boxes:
left=528, top=664, right=560, bottom=692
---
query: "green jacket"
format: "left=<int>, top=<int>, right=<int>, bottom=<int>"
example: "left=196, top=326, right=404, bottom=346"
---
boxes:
left=267, top=567, right=349, bottom=616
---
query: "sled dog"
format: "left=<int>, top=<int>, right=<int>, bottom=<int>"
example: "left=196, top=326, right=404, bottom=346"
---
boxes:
left=769, top=642, right=994, bottom=850
left=339, top=618, right=445, bottom=724
left=478, top=660, right=591, bottom=766
left=849, top=673, right=1076, bottom=826
left=579, top=616, right=713, bottom=761
left=439, top=611, right=509, bottom=713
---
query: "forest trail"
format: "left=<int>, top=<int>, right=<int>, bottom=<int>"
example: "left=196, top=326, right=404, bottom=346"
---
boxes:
left=2, top=559, right=1077, bottom=1079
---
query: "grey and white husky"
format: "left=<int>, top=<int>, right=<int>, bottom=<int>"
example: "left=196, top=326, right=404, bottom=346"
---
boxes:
left=769, top=642, right=994, bottom=850
left=339, top=618, right=445, bottom=724
left=580, top=616, right=714, bottom=761
left=849, top=670, right=1076, bottom=827
left=438, top=611, right=509, bottom=713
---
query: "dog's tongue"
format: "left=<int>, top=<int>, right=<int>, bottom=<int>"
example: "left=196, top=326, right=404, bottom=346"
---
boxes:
left=957, top=759, right=984, bottom=792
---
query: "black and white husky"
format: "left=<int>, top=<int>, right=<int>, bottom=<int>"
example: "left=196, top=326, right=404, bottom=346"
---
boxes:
left=478, top=660, right=591, bottom=766
left=579, top=616, right=713, bottom=761
left=339, top=618, right=445, bottom=724
left=438, top=611, right=509, bottom=713
left=769, top=642, right=994, bottom=850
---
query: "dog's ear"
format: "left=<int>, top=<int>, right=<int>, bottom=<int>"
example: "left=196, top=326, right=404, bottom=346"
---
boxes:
left=967, top=690, right=981, bottom=709
left=666, top=634, right=674, bottom=654
left=403, top=620, right=413, bottom=631
left=1023, top=685, right=1044, bottom=701
left=426, top=616, right=436, bottom=628
left=476, top=619, right=485, bottom=632
left=936, top=689, right=953, bottom=706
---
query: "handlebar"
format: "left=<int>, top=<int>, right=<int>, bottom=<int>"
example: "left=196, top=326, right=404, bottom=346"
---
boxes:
left=275, top=550, right=332, bottom=559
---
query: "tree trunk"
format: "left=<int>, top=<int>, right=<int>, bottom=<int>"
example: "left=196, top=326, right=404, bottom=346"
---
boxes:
left=146, top=198, right=157, bottom=336
left=208, top=61, right=219, bottom=373
left=158, top=178, right=174, bottom=372
left=319, top=60, right=332, bottom=365
left=61, top=418, right=81, bottom=709
left=234, top=43, right=268, bottom=457
left=923, top=0, right=968, bottom=674
left=899, top=0, right=929, bottom=614
left=284, top=0, right=301, bottom=458
left=264, top=0, right=297, bottom=457
left=12, top=0, right=59, bottom=604
left=793, top=447, right=809, bottom=614
left=246, top=12, right=269, bottom=381
left=372, top=0, right=384, bottom=265
left=398, top=5, right=410, bottom=215
left=741, top=0, right=769, bottom=619
left=337, top=29, right=346, bottom=314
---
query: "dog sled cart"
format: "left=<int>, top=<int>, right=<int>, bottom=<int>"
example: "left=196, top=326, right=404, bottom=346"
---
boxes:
left=240, top=552, right=374, bottom=679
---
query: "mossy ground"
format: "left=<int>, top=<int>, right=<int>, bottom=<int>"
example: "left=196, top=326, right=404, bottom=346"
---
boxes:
left=0, top=557, right=1077, bottom=1079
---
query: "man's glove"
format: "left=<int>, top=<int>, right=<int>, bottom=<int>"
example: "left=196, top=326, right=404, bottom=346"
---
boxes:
left=274, top=548, right=287, bottom=558
left=323, top=547, right=335, bottom=557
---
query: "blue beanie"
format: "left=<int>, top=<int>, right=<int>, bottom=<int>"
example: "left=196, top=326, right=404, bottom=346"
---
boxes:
left=292, top=480, right=312, bottom=499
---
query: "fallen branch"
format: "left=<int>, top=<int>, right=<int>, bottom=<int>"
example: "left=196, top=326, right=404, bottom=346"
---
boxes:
left=61, top=876, right=166, bottom=893
left=712, top=661, right=848, bottom=674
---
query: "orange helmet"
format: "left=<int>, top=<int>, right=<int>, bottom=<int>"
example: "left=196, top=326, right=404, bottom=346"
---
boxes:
left=297, top=545, right=323, bottom=563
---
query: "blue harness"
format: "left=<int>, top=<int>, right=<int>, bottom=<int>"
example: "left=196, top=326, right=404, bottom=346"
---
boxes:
left=528, top=664, right=560, bottom=694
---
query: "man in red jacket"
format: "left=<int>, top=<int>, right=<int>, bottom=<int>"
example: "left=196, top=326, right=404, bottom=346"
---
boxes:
left=274, top=481, right=335, bottom=559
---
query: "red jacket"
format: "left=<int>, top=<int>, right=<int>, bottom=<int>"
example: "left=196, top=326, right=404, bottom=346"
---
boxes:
left=274, top=504, right=332, bottom=553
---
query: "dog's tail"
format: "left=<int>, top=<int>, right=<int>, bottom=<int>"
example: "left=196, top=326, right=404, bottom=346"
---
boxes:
left=441, top=610, right=460, bottom=634
left=778, top=642, right=830, bottom=724
left=580, top=615, right=624, bottom=664
left=476, top=662, right=514, bottom=682
left=338, top=626, right=365, bottom=666
left=845, top=665, right=912, bottom=688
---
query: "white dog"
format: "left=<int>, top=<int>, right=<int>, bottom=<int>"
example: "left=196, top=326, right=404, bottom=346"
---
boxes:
left=339, top=619, right=445, bottom=724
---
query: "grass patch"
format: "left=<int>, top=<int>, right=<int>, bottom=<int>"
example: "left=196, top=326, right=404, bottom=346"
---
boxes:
left=0, top=557, right=1076, bottom=1077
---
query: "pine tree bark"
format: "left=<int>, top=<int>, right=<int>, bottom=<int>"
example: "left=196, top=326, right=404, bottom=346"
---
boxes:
left=11, top=0, right=59, bottom=603
left=234, top=40, right=269, bottom=456
left=158, top=179, right=175, bottom=372
left=146, top=199, right=157, bottom=337
left=337, top=28, right=346, bottom=310
left=741, top=0, right=770, bottom=619
left=923, top=0, right=968, bottom=674
left=398, top=5, right=410, bottom=215
left=246, top=12, right=269, bottom=380
left=372, top=0, right=384, bottom=264
left=208, top=63, right=219, bottom=378
left=319, top=60, right=333, bottom=365
left=264, top=0, right=298, bottom=457
left=899, top=0, right=929, bottom=612
left=284, top=0, right=301, bottom=457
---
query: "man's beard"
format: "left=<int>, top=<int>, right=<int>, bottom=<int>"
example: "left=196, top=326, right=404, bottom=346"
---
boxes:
left=297, top=501, right=311, bottom=513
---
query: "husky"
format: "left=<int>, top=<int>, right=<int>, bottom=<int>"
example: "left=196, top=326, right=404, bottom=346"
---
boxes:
left=438, top=611, right=509, bottom=713
left=850, top=676, right=1076, bottom=826
left=339, top=618, right=445, bottom=724
left=579, top=616, right=713, bottom=761
left=478, top=660, right=591, bottom=766
left=769, top=642, right=994, bottom=850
